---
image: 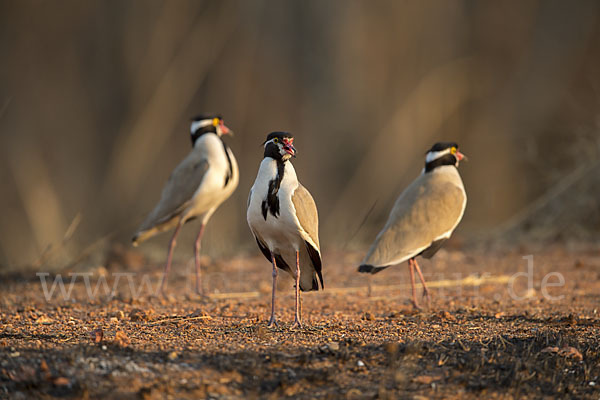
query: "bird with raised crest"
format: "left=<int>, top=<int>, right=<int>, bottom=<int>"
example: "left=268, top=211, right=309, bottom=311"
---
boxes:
left=247, top=132, right=324, bottom=328
left=358, top=142, right=467, bottom=308
left=132, top=114, right=239, bottom=295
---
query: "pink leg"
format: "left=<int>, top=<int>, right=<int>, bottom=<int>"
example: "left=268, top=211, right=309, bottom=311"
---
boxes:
left=268, top=253, right=278, bottom=328
left=159, top=223, right=183, bottom=295
left=291, top=251, right=303, bottom=329
left=194, top=224, right=206, bottom=296
left=413, top=258, right=430, bottom=304
left=408, top=258, right=419, bottom=309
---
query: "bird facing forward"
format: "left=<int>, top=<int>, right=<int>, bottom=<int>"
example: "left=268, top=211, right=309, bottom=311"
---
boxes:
left=132, top=115, right=239, bottom=295
left=358, top=142, right=466, bottom=308
left=247, top=132, right=323, bottom=328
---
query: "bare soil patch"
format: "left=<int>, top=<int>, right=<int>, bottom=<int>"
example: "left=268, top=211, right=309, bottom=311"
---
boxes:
left=1, top=246, right=599, bottom=399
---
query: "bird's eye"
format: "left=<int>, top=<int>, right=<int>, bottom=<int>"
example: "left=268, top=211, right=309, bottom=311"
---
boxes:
left=273, top=138, right=279, bottom=143
left=212, top=118, right=219, bottom=127
left=450, top=147, right=457, bottom=154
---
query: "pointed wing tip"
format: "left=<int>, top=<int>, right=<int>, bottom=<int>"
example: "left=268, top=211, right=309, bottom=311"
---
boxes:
left=358, top=264, right=374, bottom=273
left=317, top=271, right=324, bottom=290
left=358, top=264, right=388, bottom=274
left=301, top=274, right=323, bottom=292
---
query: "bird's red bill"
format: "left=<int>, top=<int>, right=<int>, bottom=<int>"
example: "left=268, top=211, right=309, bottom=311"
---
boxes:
left=283, top=138, right=296, bottom=156
left=220, top=121, right=231, bottom=135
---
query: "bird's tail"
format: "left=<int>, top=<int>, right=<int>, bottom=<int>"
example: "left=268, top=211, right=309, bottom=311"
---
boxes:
left=300, top=275, right=321, bottom=292
left=358, top=264, right=389, bottom=274
left=131, top=235, right=140, bottom=247
left=131, top=229, right=154, bottom=247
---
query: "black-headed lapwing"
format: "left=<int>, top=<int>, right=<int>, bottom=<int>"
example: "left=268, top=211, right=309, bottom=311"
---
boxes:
left=247, top=132, right=323, bottom=328
left=358, top=142, right=466, bottom=308
left=132, top=114, right=239, bottom=295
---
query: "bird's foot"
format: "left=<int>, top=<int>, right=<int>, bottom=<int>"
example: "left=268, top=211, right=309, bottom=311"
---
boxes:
left=154, top=286, right=167, bottom=298
left=155, top=277, right=169, bottom=298
left=291, top=319, right=303, bottom=330
left=194, top=286, right=207, bottom=298
left=267, top=316, right=278, bottom=328
left=411, top=299, right=422, bottom=310
left=422, top=289, right=431, bottom=305
left=190, top=290, right=210, bottom=303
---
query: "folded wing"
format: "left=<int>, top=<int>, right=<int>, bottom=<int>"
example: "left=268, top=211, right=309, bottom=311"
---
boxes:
left=362, top=174, right=465, bottom=268
left=133, top=152, right=209, bottom=244
left=291, top=184, right=324, bottom=289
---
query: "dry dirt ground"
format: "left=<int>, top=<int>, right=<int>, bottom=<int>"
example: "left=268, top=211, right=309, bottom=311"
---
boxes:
left=1, top=244, right=600, bottom=399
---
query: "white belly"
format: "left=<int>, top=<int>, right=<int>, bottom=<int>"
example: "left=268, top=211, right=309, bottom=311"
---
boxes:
left=247, top=159, right=303, bottom=252
left=247, top=199, right=302, bottom=252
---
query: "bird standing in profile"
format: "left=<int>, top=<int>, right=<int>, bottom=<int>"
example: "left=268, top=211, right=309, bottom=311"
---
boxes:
left=132, top=115, right=239, bottom=295
left=247, top=132, right=323, bottom=328
left=358, top=142, right=466, bottom=308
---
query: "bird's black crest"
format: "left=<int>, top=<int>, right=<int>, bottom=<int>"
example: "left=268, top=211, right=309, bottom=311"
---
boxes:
left=424, top=141, right=460, bottom=172
left=191, top=114, right=222, bottom=145
left=264, top=131, right=293, bottom=143
left=191, top=113, right=222, bottom=122
left=426, top=142, right=458, bottom=154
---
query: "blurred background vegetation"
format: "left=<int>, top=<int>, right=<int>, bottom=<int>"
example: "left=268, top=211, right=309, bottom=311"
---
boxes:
left=1, top=0, right=599, bottom=270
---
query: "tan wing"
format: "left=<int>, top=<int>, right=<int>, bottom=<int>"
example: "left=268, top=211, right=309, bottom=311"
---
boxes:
left=133, top=151, right=209, bottom=243
left=291, top=184, right=320, bottom=250
left=291, top=184, right=323, bottom=289
left=362, top=173, right=465, bottom=267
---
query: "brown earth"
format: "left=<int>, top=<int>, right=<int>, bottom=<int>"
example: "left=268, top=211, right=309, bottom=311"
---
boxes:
left=1, top=245, right=600, bottom=399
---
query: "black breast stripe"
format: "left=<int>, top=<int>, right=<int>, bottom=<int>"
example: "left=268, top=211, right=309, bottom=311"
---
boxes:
left=261, top=199, right=269, bottom=220
left=261, top=160, right=285, bottom=220
left=220, top=138, right=233, bottom=187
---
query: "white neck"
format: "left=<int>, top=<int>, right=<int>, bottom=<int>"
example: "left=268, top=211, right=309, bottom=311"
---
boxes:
left=256, top=158, right=296, bottom=182
left=194, top=132, right=221, bottom=151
